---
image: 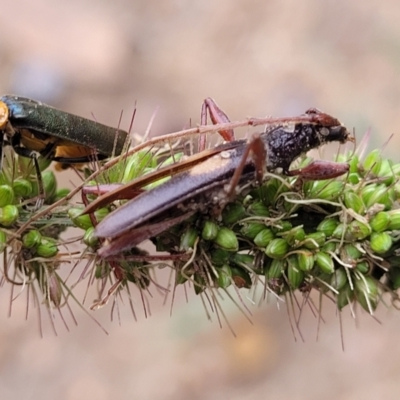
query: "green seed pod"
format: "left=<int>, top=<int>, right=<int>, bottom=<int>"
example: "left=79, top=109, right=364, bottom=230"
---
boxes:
left=241, top=222, right=266, bottom=240
left=340, top=243, right=362, bottom=265
left=68, top=208, right=93, bottom=230
left=22, top=230, right=42, bottom=249
left=247, top=201, right=270, bottom=217
left=388, top=209, right=400, bottom=230
left=266, top=258, right=285, bottom=279
left=0, top=205, right=19, bottom=227
left=277, top=221, right=293, bottom=232
left=348, top=173, right=360, bottom=185
left=222, top=202, right=246, bottom=225
left=0, top=230, right=6, bottom=254
left=297, top=250, right=314, bottom=272
left=179, top=227, right=199, bottom=251
left=230, top=266, right=252, bottom=289
left=348, top=154, right=360, bottom=174
left=254, top=228, right=275, bottom=247
left=42, top=170, right=57, bottom=202
left=83, top=227, right=99, bottom=248
left=36, top=237, right=58, bottom=258
left=389, top=268, right=400, bottom=290
left=363, top=149, right=382, bottom=175
left=369, top=211, right=390, bottom=232
left=355, top=276, right=378, bottom=313
left=378, top=159, right=396, bottom=186
left=332, top=223, right=346, bottom=239
left=303, top=232, right=326, bottom=250
left=370, top=232, right=392, bottom=254
left=260, top=179, right=280, bottom=206
left=94, top=207, right=110, bottom=223
left=309, top=181, right=344, bottom=201
left=348, top=220, right=371, bottom=240
left=12, top=179, right=33, bottom=198
left=283, top=226, right=306, bottom=246
left=287, top=256, right=304, bottom=289
left=214, top=264, right=232, bottom=289
left=194, top=272, right=207, bottom=295
left=231, top=253, right=255, bottom=270
left=37, top=156, right=52, bottom=172
left=314, top=251, right=334, bottom=274
left=317, top=218, right=339, bottom=237
left=214, top=227, right=239, bottom=251
left=336, top=284, right=354, bottom=310
left=0, top=185, right=14, bottom=207
left=343, top=191, right=365, bottom=215
left=210, top=248, right=231, bottom=266
left=202, top=220, right=219, bottom=241
left=331, top=268, right=347, bottom=291
left=265, top=238, right=289, bottom=259
left=356, top=261, right=370, bottom=274
left=321, top=241, right=337, bottom=253
left=362, top=184, right=388, bottom=209
left=53, top=188, right=71, bottom=202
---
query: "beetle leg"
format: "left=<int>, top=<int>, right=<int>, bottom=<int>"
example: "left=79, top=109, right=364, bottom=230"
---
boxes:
left=287, top=160, right=350, bottom=180
left=199, top=98, right=235, bottom=151
left=225, top=133, right=266, bottom=200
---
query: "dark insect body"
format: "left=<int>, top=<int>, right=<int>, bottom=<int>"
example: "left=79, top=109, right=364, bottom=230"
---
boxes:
left=89, top=100, right=352, bottom=257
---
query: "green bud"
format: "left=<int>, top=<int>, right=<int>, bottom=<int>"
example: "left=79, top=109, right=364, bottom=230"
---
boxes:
left=363, top=149, right=382, bottom=175
left=0, top=185, right=14, bottom=207
left=0, top=205, right=19, bottom=226
left=230, top=253, right=255, bottom=270
left=282, top=226, right=306, bottom=246
left=331, top=268, right=347, bottom=291
left=287, top=256, right=304, bottom=289
left=42, top=170, right=57, bottom=202
left=378, top=159, right=396, bottom=186
left=214, top=227, right=239, bottom=251
left=241, top=222, right=266, bottom=240
left=355, top=276, right=378, bottom=313
left=322, top=241, right=337, bottom=253
left=343, top=191, right=365, bottom=215
left=12, top=179, right=32, bottom=198
left=348, top=154, right=360, bottom=174
left=303, top=232, right=326, bottom=249
left=210, top=248, right=230, bottom=266
left=94, top=207, right=110, bottom=223
left=369, top=211, right=390, bottom=232
left=361, top=184, right=388, bottom=209
left=202, top=220, right=219, bottom=241
left=36, top=237, right=58, bottom=258
left=179, top=227, right=198, bottom=251
left=314, top=251, right=334, bottom=274
left=22, top=230, right=42, bottom=249
left=266, top=258, right=285, bottom=279
left=370, top=232, right=392, bottom=254
left=68, top=207, right=93, bottom=230
left=348, top=220, right=371, bottom=240
left=83, top=227, right=99, bottom=248
left=309, top=181, right=344, bottom=201
left=194, top=272, right=207, bottom=295
left=297, top=250, right=314, bottom=272
left=230, top=266, right=252, bottom=288
left=254, top=228, right=275, bottom=247
left=0, top=230, right=6, bottom=253
left=222, top=202, right=246, bottom=225
left=214, top=264, right=232, bottom=289
left=388, top=209, right=400, bottom=230
left=53, top=188, right=71, bottom=202
left=247, top=201, right=270, bottom=217
left=356, top=261, right=369, bottom=274
left=317, top=218, right=339, bottom=237
left=332, top=223, right=346, bottom=239
left=265, top=238, right=289, bottom=259
left=340, top=243, right=362, bottom=265
left=348, top=173, right=360, bottom=185
left=336, top=284, right=354, bottom=310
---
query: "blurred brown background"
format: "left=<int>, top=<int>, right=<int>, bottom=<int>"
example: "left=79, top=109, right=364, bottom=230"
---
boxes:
left=1, top=0, right=400, bottom=399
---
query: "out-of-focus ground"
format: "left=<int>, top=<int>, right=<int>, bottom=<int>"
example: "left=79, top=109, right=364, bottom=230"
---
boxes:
left=1, top=1, right=400, bottom=399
